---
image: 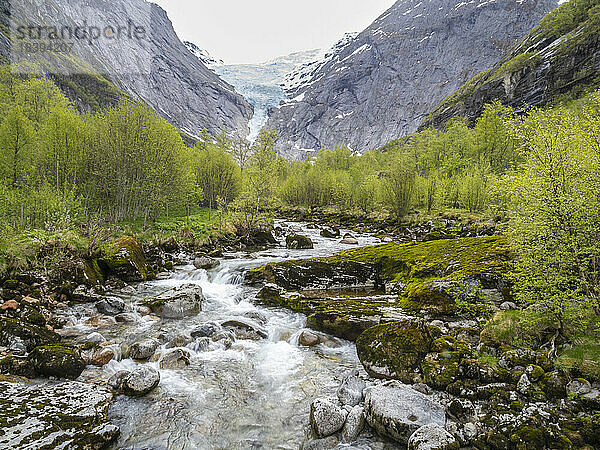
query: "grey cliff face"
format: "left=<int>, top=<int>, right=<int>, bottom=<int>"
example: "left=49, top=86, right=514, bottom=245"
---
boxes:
left=6, top=0, right=252, bottom=139
left=266, top=0, right=557, bottom=159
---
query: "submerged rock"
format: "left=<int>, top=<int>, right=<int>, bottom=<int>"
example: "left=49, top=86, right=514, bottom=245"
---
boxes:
left=0, top=380, right=118, bottom=449
left=298, top=330, right=321, bottom=347
left=222, top=319, right=268, bottom=340
left=286, top=234, right=314, bottom=250
left=145, top=284, right=204, bottom=318
left=123, top=365, right=160, bottom=396
left=310, top=398, right=347, bottom=438
left=191, top=321, right=221, bottom=338
left=364, top=384, right=446, bottom=444
left=356, top=320, right=433, bottom=382
left=30, top=345, right=86, bottom=380
left=320, top=227, right=341, bottom=239
left=408, top=424, right=459, bottom=450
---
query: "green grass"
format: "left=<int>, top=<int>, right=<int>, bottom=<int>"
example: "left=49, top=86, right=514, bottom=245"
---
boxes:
left=557, top=335, right=600, bottom=381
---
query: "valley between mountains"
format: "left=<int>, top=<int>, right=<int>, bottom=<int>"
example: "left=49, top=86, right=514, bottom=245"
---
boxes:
left=2, top=0, right=600, bottom=449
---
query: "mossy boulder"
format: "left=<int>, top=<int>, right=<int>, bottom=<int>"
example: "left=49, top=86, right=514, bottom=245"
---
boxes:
left=306, top=309, right=380, bottom=341
left=0, top=379, right=119, bottom=448
left=0, top=317, right=60, bottom=352
left=356, top=320, right=434, bottom=382
left=30, top=345, right=86, bottom=380
left=248, top=258, right=380, bottom=292
left=286, top=234, right=314, bottom=250
left=104, top=237, right=148, bottom=282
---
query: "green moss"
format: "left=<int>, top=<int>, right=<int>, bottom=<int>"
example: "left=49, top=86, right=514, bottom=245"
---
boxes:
left=104, top=236, right=148, bottom=281
left=30, top=345, right=86, bottom=380
left=492, top=52, right=541, bottom=79
left=356, top=320, right=433, bottom=382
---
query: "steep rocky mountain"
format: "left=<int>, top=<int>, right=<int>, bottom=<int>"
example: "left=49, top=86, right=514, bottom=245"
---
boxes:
left=266, top=0, right=558, bottom=159
left=4, top=0, right=252, bottom=139
left=421, top=0, right=600, bottom=130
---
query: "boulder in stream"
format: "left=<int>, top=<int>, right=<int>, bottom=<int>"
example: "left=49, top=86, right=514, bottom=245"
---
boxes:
left=144, top=284, right=203, bottom=318
left=122, top=365, right=160, bottom=396
left=0, top=379, right=119, bottom=449
left=96, top=296, right=126, bottom=315
left=194, top=256, right=220, bottom=270
left=364, top=383, right=446, bottom=444
left=356, top=320, right=433, bottom=382
left=337, top=369, right=366, bottom=406
left=222, top=319, right=268, bottom=340
left=310, top=398, right=347, bottom=438
left=129, top=339, right=160, bottom=360
left=159, top=348, right=191, bottom=369
left=286, top=234, right=314, bottom=250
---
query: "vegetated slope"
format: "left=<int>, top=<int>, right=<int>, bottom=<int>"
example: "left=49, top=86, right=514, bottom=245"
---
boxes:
left=421, top=0, right=600, bottom=130
left=1, top=0, right=252, bottom=139
left=266, top=0, right=558, bottom=159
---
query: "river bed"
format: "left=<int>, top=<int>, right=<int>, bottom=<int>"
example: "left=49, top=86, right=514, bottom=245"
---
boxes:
left=63, top=222, right=392, bottom=449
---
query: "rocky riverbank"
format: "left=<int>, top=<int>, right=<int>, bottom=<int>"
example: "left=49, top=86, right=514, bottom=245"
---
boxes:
left=0, top=224, right=280, bottom=448
left=247, top=228, right=600, bottom=449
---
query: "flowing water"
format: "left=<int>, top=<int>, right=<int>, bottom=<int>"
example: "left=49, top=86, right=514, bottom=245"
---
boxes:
left=69, top=222, right=385, bottom=449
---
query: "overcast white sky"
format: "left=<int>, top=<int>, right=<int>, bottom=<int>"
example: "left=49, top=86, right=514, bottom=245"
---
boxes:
left=152, top=0, right=397, bottom=64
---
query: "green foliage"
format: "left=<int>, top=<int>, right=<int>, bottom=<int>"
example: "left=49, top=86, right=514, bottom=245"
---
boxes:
left=493, top=52, right=541, bottom=79
left=508, top=93, right=600, bottom=336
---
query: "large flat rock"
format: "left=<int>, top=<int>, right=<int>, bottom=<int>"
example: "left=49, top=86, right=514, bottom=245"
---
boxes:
left=0, top=380, right=119, bottom=449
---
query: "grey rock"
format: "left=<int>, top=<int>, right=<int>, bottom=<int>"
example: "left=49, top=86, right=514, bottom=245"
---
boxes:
left=340, top=237, right=359, bottom=245
left=567, top=379, right=592, bottom=396
left=168, top=334, right=193, bottom=348
left=96, top=297, right=126, bottom=316
left=147, top=284, right=203, bottom=318
left=302, top=436, right=340, bottom=450
left=342, top=405, right=365, bottom=442
left=517, top=374, right=532, bottom=395
left=123, top=365, right=160, bottom=396
left=107, top=370, right=130, bottom=391
left=364, top=384, right=446, bottom=444
left=159, top=348, right=191, bottom=370
left=0, top=380, right=118, bottom=449
left=115, top=312, right=137, bottom=323
left=337, top=369, right=366, bottom=406
left=408, top=424, right=459, bottom=450
left=193, top=256, right=220, bottom=270
left=310, top=398, right=347, bottom=438
left=221, top=319, right=268, bottom=340
left=267, top=0, right=556, bottom=158
left=191, top=321, right=221, bottom=338
left=499, top=301, right=518, bottom=311
left=129, top=339, right=160, bottom=360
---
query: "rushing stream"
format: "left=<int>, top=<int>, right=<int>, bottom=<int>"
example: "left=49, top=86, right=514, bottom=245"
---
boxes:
left=67, top=222, right=385, bottom=449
